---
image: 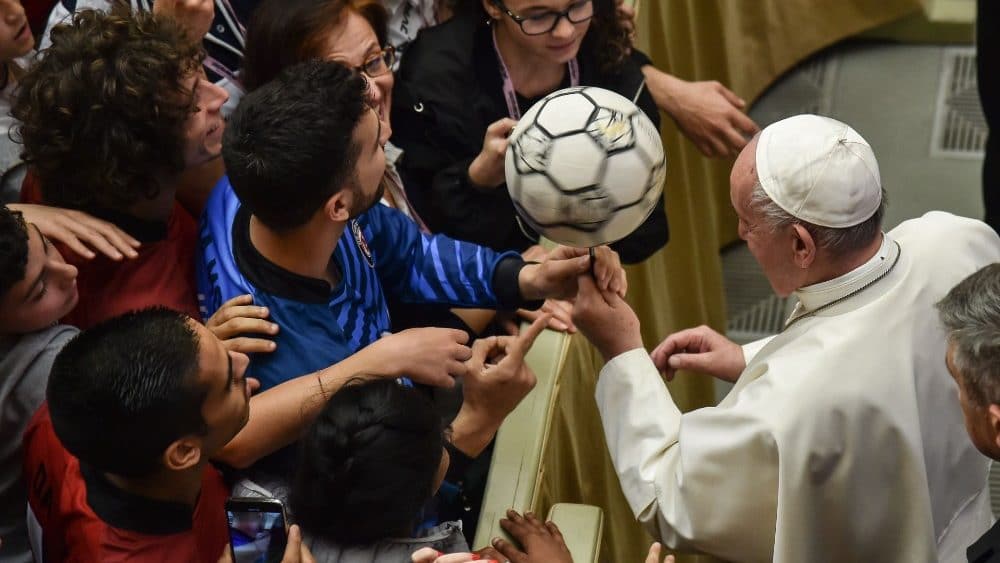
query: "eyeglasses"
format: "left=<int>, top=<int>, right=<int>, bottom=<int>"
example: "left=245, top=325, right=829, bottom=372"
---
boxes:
left=492, top=0, right=594, bottom=36
left=354, top=46, right=396, bottom=78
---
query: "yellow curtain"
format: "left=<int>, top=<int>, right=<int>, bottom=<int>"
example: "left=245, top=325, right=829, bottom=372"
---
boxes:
left=534, top=1, right=924, bottom=562
left=638, top=0, right=924, bottom=250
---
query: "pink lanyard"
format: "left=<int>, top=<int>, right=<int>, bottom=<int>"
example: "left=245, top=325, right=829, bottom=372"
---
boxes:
left=491, top=27, right=579, bottom=120
left=196, top=0, right=246, bottom=85
left=203, top=56, right=238, bottom=84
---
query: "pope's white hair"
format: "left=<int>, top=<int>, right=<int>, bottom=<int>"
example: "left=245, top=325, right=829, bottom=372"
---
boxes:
left=748, top=181, right=887, bottom=258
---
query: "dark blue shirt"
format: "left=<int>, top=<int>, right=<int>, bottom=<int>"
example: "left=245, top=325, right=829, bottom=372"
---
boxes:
left=196, top=177, right=523, bottom=390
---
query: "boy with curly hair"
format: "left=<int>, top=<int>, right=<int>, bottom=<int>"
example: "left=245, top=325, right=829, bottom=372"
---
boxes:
left=13, top=5, right=228, bottom=328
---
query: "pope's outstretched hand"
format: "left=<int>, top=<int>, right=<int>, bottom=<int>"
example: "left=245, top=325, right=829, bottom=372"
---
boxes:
left=650, top=325, right=745, bottom=382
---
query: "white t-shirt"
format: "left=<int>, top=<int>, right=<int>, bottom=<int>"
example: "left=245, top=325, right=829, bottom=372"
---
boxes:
left=383, top=0, right=437, bottom=63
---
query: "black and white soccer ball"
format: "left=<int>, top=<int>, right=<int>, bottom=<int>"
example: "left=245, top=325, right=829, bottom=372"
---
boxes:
left=505, top=86, right=666, bottom=248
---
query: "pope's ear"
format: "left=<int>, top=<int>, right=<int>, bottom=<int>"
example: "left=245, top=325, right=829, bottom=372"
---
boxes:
left=790, top=223, right=816, bottom=269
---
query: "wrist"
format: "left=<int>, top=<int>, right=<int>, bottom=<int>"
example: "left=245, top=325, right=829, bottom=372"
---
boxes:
left=354, top=340, right=402, bottom=378
left=601, top=340, right=644, bottom=364
left=451, top=404, right=501, bottom=458
left=595, top=325, right=644, bottom=363
left=467, top=157, right=498, bottom=190
left=494, top=256, right=541, bottom=310
left=644, top=66, right=683, bottom=115
left=517, top=263, right=542, bottom=301
left=600, top=346, right=647, bottom=369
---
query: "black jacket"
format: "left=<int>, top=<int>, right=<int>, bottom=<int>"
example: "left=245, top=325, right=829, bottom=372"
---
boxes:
left=969, top=520, right=1000, bottom=563
left=391, top=12, right=669, bottom=264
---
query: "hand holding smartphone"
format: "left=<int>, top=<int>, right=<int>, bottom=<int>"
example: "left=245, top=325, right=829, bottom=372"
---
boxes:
left=226, top=497, right=289, bottom=563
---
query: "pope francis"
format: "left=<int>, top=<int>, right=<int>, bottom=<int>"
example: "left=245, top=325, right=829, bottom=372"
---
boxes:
left=572, top=115, right=1000, bottom=562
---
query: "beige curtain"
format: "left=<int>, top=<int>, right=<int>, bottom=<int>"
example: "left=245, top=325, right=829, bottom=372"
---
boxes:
left=534, top=1, right=924, bottom=562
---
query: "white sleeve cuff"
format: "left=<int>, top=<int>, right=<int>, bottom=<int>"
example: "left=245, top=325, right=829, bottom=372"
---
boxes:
left=741, top=335, right=776, bottom=365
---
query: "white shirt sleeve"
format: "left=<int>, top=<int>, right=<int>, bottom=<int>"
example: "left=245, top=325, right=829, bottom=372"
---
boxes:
left=595, top=349, right=780, bottom=562
left=741, top=335, right=776, bottom=365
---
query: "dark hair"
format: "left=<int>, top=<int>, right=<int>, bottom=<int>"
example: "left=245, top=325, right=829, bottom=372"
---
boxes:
left=241, top=0, right=388, bottom=92
left=47, top=308, right=208, bottom=478
left=0, top=205, right=28, bottom=299
left=463, top=0, right=631, bottom=73
left=289, top=378, right=445, bottom=545
left=223, top=60, right=369, bottom=231
left=11, top=6, right=204, bottom=210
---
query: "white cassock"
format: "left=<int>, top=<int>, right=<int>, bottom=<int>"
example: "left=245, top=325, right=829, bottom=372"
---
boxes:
left=597, top=212, right=999, bottom=562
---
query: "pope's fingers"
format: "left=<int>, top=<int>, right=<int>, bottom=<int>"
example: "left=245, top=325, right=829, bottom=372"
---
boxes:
left=606, top=265, right=628, bottom=297
left=666, top=351, right=715, bottom=375
left=574, top=270, right=600, bottom=303
left=542, top=300, right=575, bottom=332
left=650, top=331, right=693, bottom=372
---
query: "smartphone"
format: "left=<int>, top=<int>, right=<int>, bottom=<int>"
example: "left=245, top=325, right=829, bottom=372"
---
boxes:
left=225, top=497, right=289, bottom=563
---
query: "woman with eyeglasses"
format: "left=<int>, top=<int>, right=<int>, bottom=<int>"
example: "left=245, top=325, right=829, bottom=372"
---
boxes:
left=244, top=0, right=437, bottom=228
left=390, top=0, right=669, bottom=264
left=241, top=0, right=582, bottom=338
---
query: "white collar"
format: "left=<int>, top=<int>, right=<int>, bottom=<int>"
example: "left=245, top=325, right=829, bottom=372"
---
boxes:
left=793, top=233, right=897, bottom=314
left=384, top=141, right=403, bottom=167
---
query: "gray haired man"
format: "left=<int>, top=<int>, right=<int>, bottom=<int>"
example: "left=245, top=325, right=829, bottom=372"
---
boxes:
left=938, top=263, right=1000, bottom=563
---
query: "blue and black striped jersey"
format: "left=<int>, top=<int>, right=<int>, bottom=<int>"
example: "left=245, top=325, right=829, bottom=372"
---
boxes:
left=196, top=177, right=522, bottom=391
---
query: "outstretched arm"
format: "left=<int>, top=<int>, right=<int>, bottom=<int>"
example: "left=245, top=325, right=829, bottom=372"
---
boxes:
left=10, top=203, right=140, bottom=261
left=612, top=0, right=758, bottom=158
left=643, top=66, right=759, bottom=159
left=215, top=327, right=472, bottom=468
left=572, top=273, right=779, bottom=560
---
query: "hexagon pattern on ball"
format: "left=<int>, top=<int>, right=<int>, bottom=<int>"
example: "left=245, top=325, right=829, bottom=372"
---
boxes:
left=588, top=108, right=634, bottom=153
left=512, top=125, right=553, bottom=175
left=545, top=133, right=606, bottom=193
left=510, top=172, right=568, bottom=226
left=534, top=88, right=596, bottom=137
left=505, top=86, right=666, bottom=247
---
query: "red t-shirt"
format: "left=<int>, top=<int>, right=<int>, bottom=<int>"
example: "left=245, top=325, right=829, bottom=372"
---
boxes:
left=23, top=404, right=230, bottom=562
left=21, top=176, right=201, bottom=329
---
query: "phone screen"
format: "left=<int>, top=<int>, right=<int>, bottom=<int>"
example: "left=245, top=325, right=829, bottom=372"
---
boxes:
left=226, top=501, right=288, bottom=563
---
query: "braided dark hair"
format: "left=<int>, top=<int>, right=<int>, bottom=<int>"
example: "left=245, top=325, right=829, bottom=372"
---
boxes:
left=289, top=378, right=446, bottom=545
